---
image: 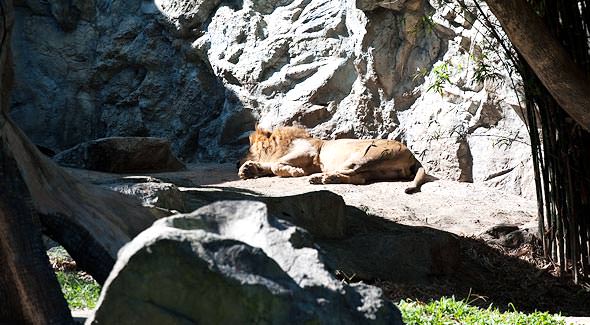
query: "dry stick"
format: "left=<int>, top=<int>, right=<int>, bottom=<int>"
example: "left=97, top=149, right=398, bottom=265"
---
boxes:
left=581, top=220, right=588, bottom=278
left=588, top=236, right=590, bottom=273
left=580, top=132, right=590, bottom=278
left=555, top=113, right=572, bottom=273
left=566, top=0, right=589, bottom=68
left=585, top=223, right=590, bottom=277
left=554, top=160, right=564, bottom=274
left=525, top=88, right=549, bottom=253
left=556, top=109, right=568, bottom=275
left=532, top=78, right=555, bottom=262
left=584, top=1, right=590, bottom=38
left=566, top=157, right=578, bottom=283
left=524, top=89, right=547, bottom=254
left=543, top=104, right=559, bottom=261
left=549, top=106, right=560, bottom=268
left=539, top=96, right=557, bottom=263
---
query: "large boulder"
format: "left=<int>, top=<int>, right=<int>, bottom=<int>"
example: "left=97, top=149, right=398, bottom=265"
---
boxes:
left=53, top=137, right=186, bottom=173
left=88, top=201, right=402, bottom=324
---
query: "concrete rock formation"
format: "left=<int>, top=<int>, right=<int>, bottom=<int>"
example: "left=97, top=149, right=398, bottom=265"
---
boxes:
left=11, top=0, right=226, bottom=161
left=88, top=201, right=403, bottom=324
left=11, top=0, right=533, bottom=196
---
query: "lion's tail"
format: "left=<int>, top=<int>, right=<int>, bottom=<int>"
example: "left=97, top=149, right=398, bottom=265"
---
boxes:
left=404, top=164, right=429, bottom=194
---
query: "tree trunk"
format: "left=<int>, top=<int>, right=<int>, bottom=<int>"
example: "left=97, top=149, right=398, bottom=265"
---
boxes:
left=0, top=1, right=73, bottom=323
left=485, top=0, right=590, bottom=131
left=2, top=115, right=160, bottom=283
left=0, top=129, right=75, bottom=324
left=1, top=0, right=159, bottom=319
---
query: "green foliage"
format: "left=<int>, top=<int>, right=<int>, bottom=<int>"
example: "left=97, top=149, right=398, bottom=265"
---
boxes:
left=47, top=246, right=72, bottom=268
left=472, top=52, right=504, bottom=84
left=420, top=14, right=436, bottom=34
left=427, top=62, right=452, bottom=95
left=407, top=14, right=437, bottom=35
left=48, top=245, right=101, bottom=309
left=413, top=66, right=430, bottom=83
left=398, top=297, right=565, bottom=325
left=56, top=271, right=101, bottom=310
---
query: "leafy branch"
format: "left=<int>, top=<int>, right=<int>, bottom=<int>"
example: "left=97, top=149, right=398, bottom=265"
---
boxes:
left=427, top=62, right=452, bottom=95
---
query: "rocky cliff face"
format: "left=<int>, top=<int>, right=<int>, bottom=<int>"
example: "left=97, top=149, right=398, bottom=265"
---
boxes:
left=10, top=0, right=533, bottom=197
left=11, top=0, right=227, bottom=160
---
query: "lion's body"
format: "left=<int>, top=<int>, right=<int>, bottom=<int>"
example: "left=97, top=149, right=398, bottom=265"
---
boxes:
left=238, top=126, right=429, bottom=193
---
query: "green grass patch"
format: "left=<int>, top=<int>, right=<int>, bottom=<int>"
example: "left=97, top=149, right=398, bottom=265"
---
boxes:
left=48, top=245, right=101, bottom=309
left=56, top=271, right=101, bottom=310
left=398, top=296, right=565, bottom=325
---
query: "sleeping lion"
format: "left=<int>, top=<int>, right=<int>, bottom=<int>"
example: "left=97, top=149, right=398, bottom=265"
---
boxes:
left=238, top=126, right=430, bottom=194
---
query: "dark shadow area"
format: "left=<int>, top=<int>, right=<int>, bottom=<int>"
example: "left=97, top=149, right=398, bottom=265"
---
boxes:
left=331, top=203, right=590, bottom=315
left=204, top=189, right=589, bottom=315
left=360, top=215, right=590, bottom=315
left=64, top=162, right=241, bottom=188
left=10, top=0, right=259, bottom=164
left=377, top=235, right=590, bottom=316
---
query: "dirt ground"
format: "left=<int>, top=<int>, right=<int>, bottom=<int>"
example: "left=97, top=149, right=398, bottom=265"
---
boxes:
left=70, top=162, right=590, bottom=316
left=150, top=163, right=539, bottom=238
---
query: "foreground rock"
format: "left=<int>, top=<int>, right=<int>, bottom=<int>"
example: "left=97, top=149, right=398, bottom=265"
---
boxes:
left=88, top=201, right=402, bottom=324
left=53, top=137, right=185, bottom=173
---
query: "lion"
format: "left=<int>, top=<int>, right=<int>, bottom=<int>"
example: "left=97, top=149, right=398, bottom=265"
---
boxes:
left=238, top=126, right=430, bottom=193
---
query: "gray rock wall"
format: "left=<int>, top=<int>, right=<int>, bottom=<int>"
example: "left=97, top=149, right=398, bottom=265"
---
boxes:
left=10, top=0, right=534, bottom=197
left=11, top=0, right=226, bottom=160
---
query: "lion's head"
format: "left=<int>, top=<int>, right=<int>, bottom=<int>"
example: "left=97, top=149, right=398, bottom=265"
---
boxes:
left=237, top=126, right=312, bottom=168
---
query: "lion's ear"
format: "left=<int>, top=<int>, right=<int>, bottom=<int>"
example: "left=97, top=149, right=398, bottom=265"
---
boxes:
left=254, top=125, right=271, bottom=137
left=249, top=132, right=260, bottom=145
left=249, top=126, right=271, bottom=144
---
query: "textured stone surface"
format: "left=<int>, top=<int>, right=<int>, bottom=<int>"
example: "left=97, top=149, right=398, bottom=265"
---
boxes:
left=96, top=173, right=348, bottom=238
left=53, top=137, right=186, bottom=173
left=11, top=0, right=533, bottom=196
left=11, top=0, right=226, bottom=161
left=88, top=201, right=403, bottom=324
left=106, top=176, right=187, bottom=212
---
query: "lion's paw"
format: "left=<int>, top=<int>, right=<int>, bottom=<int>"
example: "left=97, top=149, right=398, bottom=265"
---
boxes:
left=238, top=161, right=261, bottom=179
left=322, top=174, right=344, bottom=184
left=309, top=174, right=324, bottom=184
left=290, top=168, right=306, bottom=177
